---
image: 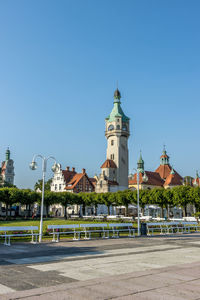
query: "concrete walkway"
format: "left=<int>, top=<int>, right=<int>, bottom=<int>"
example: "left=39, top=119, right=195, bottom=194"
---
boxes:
left=1, top=233, right=200, bottom=299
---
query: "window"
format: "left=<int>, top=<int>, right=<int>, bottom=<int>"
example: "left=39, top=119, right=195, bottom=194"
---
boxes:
left=108, top=125, right=114, bottom=131
left=55, top=184, right=57, bottom=191
left=111, top=140, right=114, bottom=146
left=103, top=171, right=105, bottom=176
left=110, top=154, right=115, bottom=160
left=122, top=124, right=127, bottom=131
left=116, top=125, right=120, bottom=130
left=59, top=184, right=62, bottom=190
left=57, top=177, right=60, bottom=180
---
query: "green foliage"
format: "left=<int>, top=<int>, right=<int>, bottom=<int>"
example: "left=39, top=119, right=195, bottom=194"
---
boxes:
left=0, top=186, right=200, bottom=219
left=34, top=179, right=52, bottom=192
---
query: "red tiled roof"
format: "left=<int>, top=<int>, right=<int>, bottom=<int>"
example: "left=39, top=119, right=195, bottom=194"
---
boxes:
left=62, top=170, right=77, bottom=184
left=101, top=159, right=117, bottom=169
left=65, top=173, right=84, bottom=190
left=155, top=164, right=182, bottom=183
left=155, top=164, right=172, bottom=180
left=65, top=172, right=95, bottom=190
left=129, top=171, right=164, bottom=186
left=164, top=172, right=183, bottom=187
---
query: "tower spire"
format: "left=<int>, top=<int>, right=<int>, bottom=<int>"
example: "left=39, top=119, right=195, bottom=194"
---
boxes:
left=6, top=147, right=10, bottom=161
left=137, top=151, right=144, bottom=173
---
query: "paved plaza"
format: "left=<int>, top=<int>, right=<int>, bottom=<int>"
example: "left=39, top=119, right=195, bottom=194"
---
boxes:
left=1, top=234, right=200, bottom=299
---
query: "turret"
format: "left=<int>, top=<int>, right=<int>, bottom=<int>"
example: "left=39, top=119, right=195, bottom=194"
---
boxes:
left=160, top=146, right=169, bottom=165
left=137, top=151, right=144, bottom=174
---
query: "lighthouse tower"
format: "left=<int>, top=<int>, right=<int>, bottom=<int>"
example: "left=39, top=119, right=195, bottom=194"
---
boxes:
left=96, top=89, right=130, bottom=192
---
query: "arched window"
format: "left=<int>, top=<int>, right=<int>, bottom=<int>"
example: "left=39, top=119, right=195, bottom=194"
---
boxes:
left=122, top=124, right=127, bottom=131
left=116, top=125, right=120, bottom=130
left=108, top=125, right=114, bottom=131
left=111, top=140, right=114, bottom=146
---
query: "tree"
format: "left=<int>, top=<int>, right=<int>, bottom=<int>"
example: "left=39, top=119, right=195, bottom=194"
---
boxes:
left=115, top=190, right=130, bottom=216
left=20, top=189, right=40, bottom=218
left=34, top=179, right=52, bottom=192
left=0, top=188, right=17, bottom=219
left=42, top=191, right=59, bottom=218
left=59, top=192, right=77, bottom=219
left=99, top=193, right=113, bottom=215
left=189, top=187, right=200, bottom=213
left=172, top=186, right=192, bottom=217
left=149, top=188, right=165, bottom=218
left=163, top=189, right=174, bottom=218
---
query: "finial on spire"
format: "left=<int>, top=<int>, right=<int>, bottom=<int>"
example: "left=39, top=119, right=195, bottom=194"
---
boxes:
left=163, top=144, right=166, bottom=155
left=114, top=88, right=121, bottom=100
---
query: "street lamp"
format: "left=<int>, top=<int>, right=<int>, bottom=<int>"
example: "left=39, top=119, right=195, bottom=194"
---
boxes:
left=133, top=168, right=148, bottom=236
left=30, top=154, right=57, bottom=242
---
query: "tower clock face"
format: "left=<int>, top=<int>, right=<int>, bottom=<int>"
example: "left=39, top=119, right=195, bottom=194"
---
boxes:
left=108, top=125, right=114, bottom=131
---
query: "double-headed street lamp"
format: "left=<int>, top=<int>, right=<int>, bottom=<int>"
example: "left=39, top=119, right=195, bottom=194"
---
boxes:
left=133, top=168, right=148, bottom=236
left=30, top=154, right=57, bottom=242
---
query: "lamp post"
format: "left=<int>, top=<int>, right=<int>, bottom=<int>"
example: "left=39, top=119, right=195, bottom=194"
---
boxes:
left=30, top=154, right=57, bottom=242
left=133, top=168, right=148, bottom=236
left=133, top=168, right=140, bottom=236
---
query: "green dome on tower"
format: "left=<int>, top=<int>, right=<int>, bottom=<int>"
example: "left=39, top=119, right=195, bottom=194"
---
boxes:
left=106, top=89, right=129, bottom=123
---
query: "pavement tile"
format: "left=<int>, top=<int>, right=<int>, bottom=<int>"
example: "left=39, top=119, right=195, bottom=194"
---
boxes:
left=157, top=283, right=200, bottom=300
left=115, top=290, right=189, bottom=300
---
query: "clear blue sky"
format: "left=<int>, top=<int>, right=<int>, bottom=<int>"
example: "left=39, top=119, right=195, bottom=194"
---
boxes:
left=0, top=0, right=200, bottom=188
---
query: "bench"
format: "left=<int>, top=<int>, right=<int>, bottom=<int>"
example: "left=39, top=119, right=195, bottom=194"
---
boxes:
left=181, top=221, right=200, bottom=233
left=146, top=222, right=166, bottom=235
left=79, top=223, right=109, bottom=240
left=48, top=224, right=80, bottom=242
left=147, top=222, right=186, bottom=235
left=147, top=221, right=200, bottom=236
left=108, top=223, right=135, bottom=238
left=0, top=226, right=38, bottom=246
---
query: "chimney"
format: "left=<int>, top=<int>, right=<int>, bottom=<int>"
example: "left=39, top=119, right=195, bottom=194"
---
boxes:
left=82, top=168, right=86, bottom=174
left=66, top=166, right=70, bottom=171
left=72, top=167, right=75, bottom=172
